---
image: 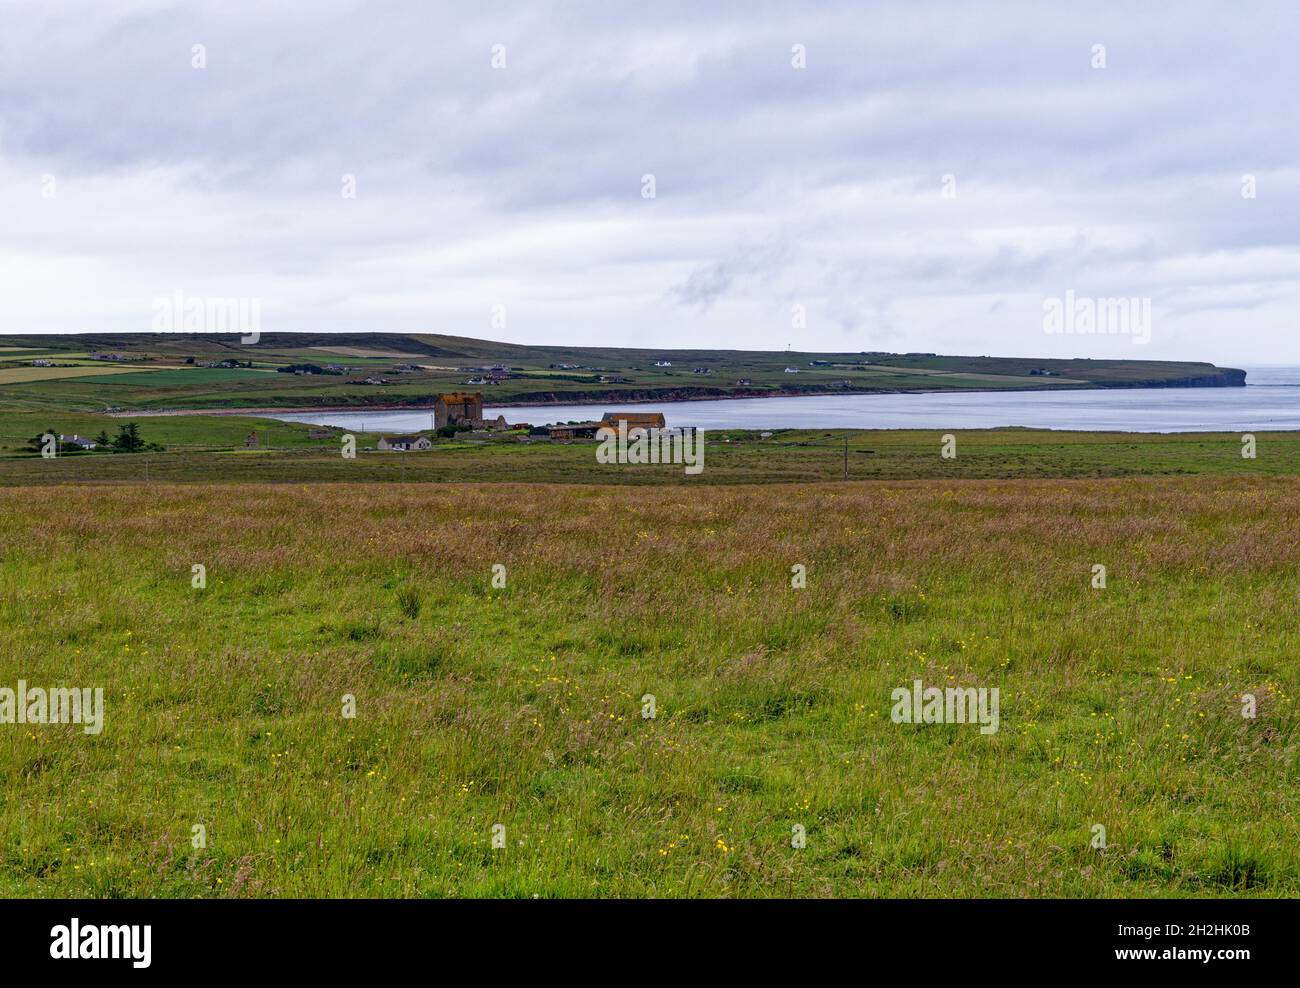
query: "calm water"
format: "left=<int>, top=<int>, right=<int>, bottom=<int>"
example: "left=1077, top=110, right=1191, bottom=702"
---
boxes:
left=269, top=366, right=1300, bottom=433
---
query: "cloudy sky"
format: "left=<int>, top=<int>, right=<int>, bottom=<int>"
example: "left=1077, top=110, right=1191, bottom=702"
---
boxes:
left=2, top=0, right=1298, bottom=364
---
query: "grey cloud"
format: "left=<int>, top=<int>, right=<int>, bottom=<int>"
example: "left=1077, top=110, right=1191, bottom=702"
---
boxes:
left=1, top=0, right=1298, bottom=362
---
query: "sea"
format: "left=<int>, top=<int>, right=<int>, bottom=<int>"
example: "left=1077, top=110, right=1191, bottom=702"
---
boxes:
left=266, top=366, right=1300, bottom=434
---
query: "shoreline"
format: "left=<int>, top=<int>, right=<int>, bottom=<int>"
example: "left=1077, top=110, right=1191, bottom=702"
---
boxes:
left=105, top=379, right=1242, bottom=418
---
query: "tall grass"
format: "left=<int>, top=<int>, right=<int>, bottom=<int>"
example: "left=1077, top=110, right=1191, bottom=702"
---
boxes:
left=0, top=476, right=1295, bottom=897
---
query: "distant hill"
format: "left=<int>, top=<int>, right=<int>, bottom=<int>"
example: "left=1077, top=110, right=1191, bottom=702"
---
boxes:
left=0, top=332, right=1246, bottom=413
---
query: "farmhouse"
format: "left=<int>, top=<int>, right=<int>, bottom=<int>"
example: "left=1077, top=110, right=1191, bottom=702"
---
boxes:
left=539, top=422, right=602, bottom=440
left=599, top=411, right=666, bottom=431
left=58, top=434, right=96, bottom=450
left=434, top=392, right=485, bottom=429
left=377, top=434, right=433, bottom=451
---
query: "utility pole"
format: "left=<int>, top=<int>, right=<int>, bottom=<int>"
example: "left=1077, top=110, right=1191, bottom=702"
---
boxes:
left=843, top=435, right=848, bottom=480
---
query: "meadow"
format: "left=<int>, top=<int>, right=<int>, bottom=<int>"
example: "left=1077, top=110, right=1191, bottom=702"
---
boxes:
left=0, top=476, right=1296, bottom=897
left=1, top=412, right=1298, bottom=485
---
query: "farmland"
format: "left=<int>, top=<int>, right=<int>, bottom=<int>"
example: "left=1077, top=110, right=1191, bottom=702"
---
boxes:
left=0, top=365, right=158, bottom=386
left=0, top=341, right=1292, bottom=899
left=0, top=413, right=1297, bottom=485
left=0, top=477, right=1295, bottom=897
left=0, top=332, right=1246, bottom=414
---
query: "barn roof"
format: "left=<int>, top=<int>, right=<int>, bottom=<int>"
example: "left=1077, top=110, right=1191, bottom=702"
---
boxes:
left=600, top=412, right=666, bottom=428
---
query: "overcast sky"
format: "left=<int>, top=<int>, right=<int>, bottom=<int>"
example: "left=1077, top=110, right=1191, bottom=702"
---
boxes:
left=2, top=0, right=1298, bottom=364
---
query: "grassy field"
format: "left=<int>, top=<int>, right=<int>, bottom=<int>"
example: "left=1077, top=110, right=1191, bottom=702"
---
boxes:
left=0, top=477, right=1295, bottom=897
left=0, top=366, right=160, bottom=386
left=0, top=414, right=1296, bottom=485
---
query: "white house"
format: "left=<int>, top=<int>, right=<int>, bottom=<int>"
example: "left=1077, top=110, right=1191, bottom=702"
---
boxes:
left=378, top=434, right=433, bottom=451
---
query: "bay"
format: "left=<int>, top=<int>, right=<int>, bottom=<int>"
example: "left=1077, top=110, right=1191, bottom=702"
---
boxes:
left=267, top=366, right=1300, bottom=434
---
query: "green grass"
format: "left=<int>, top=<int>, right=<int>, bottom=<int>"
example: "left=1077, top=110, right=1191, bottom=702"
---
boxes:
left=0, top=411, right=332, bottom=457
left=0, top=365, right=159, bottom=385
left=0, top=478, right=1295, bottom=897
left=0, top=416, right=1295, bottom=485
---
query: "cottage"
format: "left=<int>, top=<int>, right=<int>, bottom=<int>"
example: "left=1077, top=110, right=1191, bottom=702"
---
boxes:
left=735, top=378, right=752, bottom=386
left=654, top=360, right=672, bottom=367
left=377, top=434, right=433, bottom=451
left=434, top=392, right=485, bottom=429
left=58, top=434, right=96, bottom=450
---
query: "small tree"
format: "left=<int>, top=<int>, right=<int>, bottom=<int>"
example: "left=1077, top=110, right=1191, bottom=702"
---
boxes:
left=113, top=421, right=145, bottom=452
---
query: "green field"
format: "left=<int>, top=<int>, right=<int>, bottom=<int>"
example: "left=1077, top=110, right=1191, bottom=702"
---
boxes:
left=0, top=332, right=1246, bottom=413
left=0, top=476, right=1295, bottom=897
left=0, top=365, right=159, bottom=386
left=0, top=407, right=1295, bottom=486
